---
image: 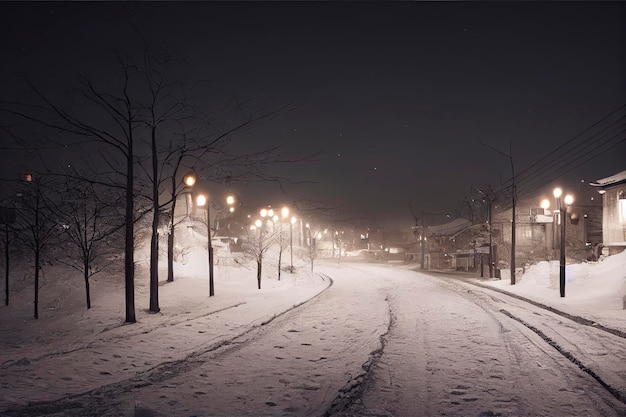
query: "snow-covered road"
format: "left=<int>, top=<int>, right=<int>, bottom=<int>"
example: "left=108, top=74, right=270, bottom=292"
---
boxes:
left=332, top=266, right=626, bottom=417
left=1, top=262, right=625, bottom=417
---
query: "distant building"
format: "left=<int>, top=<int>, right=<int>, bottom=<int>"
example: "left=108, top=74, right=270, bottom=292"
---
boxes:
left=491, top=193, right=600, bottom=269
left=590, top=170, right=626, bottom=255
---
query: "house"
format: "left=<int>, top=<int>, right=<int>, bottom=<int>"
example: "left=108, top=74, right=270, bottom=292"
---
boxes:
left=490, top=192, right=601, bottom=273
left=419, top=218, right=473, bottom=270
left=590, top=169, right=626, bottom=255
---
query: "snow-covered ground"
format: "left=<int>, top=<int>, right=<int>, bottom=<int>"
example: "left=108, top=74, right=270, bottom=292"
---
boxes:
left=480, top=250, right=626, bottom=333
left=0, top=242, right=625, bottom=416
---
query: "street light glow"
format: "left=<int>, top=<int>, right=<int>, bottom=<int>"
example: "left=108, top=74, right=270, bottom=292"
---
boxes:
left=226, top=195, right=235, bottom=205
left=540, top=199, right=550, bottom=210
left=196, top=194, right=207, bottom=207
left=255, top=219, right=262, bottom=228
left=281, top=207, right=289, bottom=218
left=553, top=186, right=574, bottom=298
left=183, top=172, right=196, bottom=187
left=291, top=216, right=297, bottom=224
left=260, top=208, right=267, bottom=218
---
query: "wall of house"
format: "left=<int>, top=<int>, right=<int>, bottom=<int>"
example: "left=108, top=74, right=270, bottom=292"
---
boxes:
left=491, top=198, right=597, bottom=264
left=602, top=184, right=626, bottom=253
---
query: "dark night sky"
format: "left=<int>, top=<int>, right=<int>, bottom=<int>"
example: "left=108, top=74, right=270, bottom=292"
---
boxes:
left=1, top=2, right=625, bottom=226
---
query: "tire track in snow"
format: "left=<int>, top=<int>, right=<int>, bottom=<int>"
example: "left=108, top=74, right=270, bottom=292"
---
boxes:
left=324, top=294, right=394, bottom=417
left=500, top=308, right=626, bottom=406
left=467, top=280, right=626, bottom=340
left=431, top=274, right=626, bottom=410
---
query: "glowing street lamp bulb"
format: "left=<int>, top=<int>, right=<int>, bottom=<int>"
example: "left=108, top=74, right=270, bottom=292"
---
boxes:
left=281, top=207, right=289, bottom=218
left=564, top=194, right=574, bottom=205
left=273, top=215, right=279, bottom=222
left=255, top=219, right=262, bottom=228
left=267, top=209, right=274, bottom=217
left=553, top=187, right=563, bottom=198
left=540, top=199, right=550, bottom=210
left=260, top=208, right=268, bottom=217
left=229, top=207, right=235, bottom=213
left=183, top=173, right=196, bottom=187
left=226, top=195, right=235, bottom=205
left=196, top=195, right=207, bottom=206
left=291, top=216, right=297, bottom=224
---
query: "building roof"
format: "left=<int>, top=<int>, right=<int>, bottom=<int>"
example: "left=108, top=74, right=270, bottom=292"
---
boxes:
left=589, top=169, right=626, bottom=188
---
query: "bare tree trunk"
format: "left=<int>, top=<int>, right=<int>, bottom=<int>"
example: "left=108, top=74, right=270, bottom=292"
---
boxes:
left=167, top=174, right=177, bottom=283
left=257, top=260, right=262, bottom=289
left=4, top=222, right=9, bottom=306
left=34, top=250, right=40, bottom=320
left=125, top=153, right=136, bottom=323
left=149, top=128, right=160, bottom=313
left=149, top=217, right=160, bottom=311
left=84, top=258, right=91, bottom=309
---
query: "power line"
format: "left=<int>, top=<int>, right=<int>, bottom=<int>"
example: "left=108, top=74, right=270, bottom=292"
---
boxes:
left=502, top=104, right=626, bottom=190
left=493, top=105, right=625, bottom=200
left=516, top=125, right=625, bottom=196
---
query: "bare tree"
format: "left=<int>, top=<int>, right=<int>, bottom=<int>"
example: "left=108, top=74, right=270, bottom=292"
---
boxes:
left=1, top=61, right=145, bottom=321
left=0, top=204, right=16, bottom=306
left=242, top=223, right=278, bottom=289
left=55, top=180, right=124, bottom=309
left=14, top=174, right=59, bottom=319
left=2, top=44, right=311, bottom=319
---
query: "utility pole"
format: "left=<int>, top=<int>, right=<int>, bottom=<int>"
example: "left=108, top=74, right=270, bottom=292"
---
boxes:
left=487, top=199, right=493, bottom=278
left=420, top=215, right=425, bottom=269
left=482, top=141, right=517, bottom=285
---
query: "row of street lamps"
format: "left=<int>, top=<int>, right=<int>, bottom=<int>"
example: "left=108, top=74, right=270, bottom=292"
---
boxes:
left=182, top=172, right=235, bottom=297
left=251, top=206, right=298, bottom=273
left=183, top=172, right=577, bottom=299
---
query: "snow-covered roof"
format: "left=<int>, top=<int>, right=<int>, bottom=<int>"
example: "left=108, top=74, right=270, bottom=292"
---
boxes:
left=589, top=169, right=626, bottom=188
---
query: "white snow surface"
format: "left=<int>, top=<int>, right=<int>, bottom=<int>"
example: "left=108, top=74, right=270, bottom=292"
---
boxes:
left=487, top=251, right=626, bottom=331
left=1, top=245, right=625, bottom=416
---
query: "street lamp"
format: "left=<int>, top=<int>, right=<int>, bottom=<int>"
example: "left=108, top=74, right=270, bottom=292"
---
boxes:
left=182, top=172, right=197, bottom=222
left=196, top=193, right=215, bottom=297
left=226, top=195, right=235, bottom=211
left=553, top=187, right=574, bottom=298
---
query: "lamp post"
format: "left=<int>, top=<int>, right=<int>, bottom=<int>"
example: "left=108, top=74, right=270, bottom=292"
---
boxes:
left=275, top=207, right=289, bottom=281
left=290, top=216, right=297, bottom=272
left=553, top=187, right=574, bottom=298
left=182, top=172, right=196, bottom=223
left=196, top=194, right=214, bottom=297
left=305, top=223, right=313, bottom=272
